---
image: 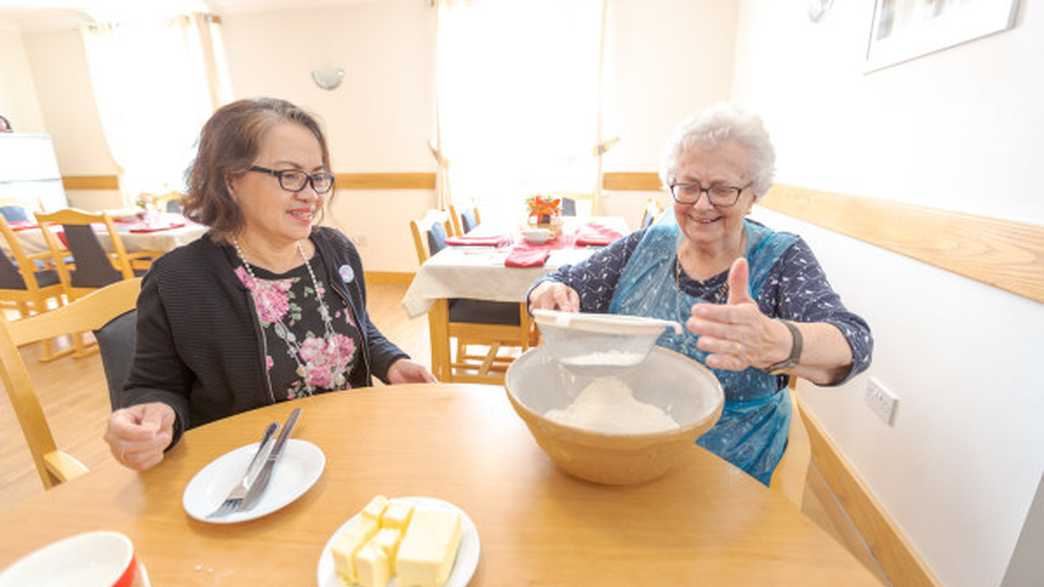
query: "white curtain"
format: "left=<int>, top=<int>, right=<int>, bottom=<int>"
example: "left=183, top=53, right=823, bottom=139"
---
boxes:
left=434, top=0, right=606, bottom=224
left=81, top=15, right=217, bottom=204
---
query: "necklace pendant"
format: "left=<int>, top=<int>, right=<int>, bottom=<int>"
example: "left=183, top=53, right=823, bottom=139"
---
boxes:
left=296, top=365, right=306, bottom=377
left=335, top=373, right=345, bottom=386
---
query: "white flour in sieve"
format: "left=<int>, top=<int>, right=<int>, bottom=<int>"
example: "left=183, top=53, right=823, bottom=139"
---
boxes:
left=544, top=377, right=678, bottom=434
left=559, top=349, right=645, bottom=366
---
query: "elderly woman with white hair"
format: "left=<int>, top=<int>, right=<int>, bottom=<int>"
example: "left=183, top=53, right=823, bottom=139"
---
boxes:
left=528, top=104, right=872, bottom=485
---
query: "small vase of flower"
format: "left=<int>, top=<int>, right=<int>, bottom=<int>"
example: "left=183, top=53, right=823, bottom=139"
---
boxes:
left=526, top=195, right=563, bottom=237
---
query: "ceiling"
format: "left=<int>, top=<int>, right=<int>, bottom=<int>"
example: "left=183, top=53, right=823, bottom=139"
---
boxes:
left=0, top=0, right=381, bottom=31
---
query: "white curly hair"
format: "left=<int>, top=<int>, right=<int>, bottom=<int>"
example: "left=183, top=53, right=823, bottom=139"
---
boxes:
left=659, top=103, right=776, bottom=200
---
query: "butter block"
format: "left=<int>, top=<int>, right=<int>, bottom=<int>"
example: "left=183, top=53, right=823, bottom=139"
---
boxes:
left=395, top=507, right=462, bottom=587
left=371, top=528, right=404, bottom=570
left=332, top=516, right=379, bottom=584
left=354, top=543, right=390, bottom=587
left=361, top=495, right=390, bottom=521
left=381, top=499, right=415, bottom=530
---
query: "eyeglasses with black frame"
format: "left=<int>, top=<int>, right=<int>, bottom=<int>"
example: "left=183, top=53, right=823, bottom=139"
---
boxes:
left=668, top=180, right=753, bottom=207
left=248, top=165, right=335, bottom=194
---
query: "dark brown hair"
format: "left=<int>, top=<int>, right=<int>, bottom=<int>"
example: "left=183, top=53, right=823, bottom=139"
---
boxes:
left=183, top=97, right=333, bottom=240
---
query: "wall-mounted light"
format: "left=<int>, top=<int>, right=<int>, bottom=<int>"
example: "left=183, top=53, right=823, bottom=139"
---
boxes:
left=311, top=66, right=345, bottom=91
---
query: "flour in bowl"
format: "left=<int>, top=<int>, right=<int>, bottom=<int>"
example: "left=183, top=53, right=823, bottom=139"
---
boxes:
left=559, top=350, right=646, bottom=367
left=544, top=377, right=678, bottom=434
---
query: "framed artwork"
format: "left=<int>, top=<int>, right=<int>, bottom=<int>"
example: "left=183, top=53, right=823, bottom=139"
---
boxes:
left=865, top=0, right=1020, bottom=72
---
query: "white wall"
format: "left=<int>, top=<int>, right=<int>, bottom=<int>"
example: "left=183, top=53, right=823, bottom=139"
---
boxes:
left=0, top=25, right=47, bottom=134
left=21, top=29, right=117, bottom=178
left=220, top=0, right=437, bottom=272
left=733, top=2, right=1044, bottom=586
left=600, top=0, right=738, bottom=227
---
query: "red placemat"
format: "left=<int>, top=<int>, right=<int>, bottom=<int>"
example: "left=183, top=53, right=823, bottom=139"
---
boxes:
left=128, top=222, right=186, bottom=234
left=575, top=222, right=623, bottom=246
left=7, top=220, right=39, bottom=232
left=445, top=234, right=511, bottom=247
left=504, top=248, right=550, bottom=268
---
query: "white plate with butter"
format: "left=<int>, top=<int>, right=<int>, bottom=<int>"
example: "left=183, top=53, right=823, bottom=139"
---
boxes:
left=183, top=439, right=326, bottom=524
left=316, top=496, right=480, bottom=587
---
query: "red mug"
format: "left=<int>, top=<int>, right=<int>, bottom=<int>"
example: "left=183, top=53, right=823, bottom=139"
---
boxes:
left=0, top=531, right=150, bottom=587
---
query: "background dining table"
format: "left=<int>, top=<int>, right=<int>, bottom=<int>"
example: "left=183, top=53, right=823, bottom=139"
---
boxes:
left=401, top=216, right=631, bottom=318
left=6, top=212, right=208, bottom=255
left=0, top=384, right=882, bottom=585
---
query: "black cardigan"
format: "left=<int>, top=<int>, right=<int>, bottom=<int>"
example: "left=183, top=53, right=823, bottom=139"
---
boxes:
left=120, top=227, right=409, bottom=447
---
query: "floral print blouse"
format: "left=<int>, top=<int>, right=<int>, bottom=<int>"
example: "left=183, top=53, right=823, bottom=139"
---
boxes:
left=235, top=253, right=361, bottom=401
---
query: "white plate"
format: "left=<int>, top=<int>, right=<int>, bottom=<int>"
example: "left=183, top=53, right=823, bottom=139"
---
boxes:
left=316, top=496, right=480, bottom=587
left=183, top=439, right=325, bottom=524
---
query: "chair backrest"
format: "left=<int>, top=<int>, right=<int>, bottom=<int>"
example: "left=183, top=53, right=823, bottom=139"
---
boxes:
left=154, top=191, right=184, bottom=214
left=0, top=205, right=30, bottom=223
left=561, top=197, right=577, bottom=216
left=409, top=209, right=453, bottom=263
left=94, top=309, right=138, bottom=411
left=0, top=277, right=142, bottom=488
left=639, top=197, right=664, bottom=230
left=448, top=204, right=482, bottom=236
left=558, top=193, right=596, bottom=217
left=35, top=209, right=133, bottom=291
left=0, top=216, right=46, bottom=292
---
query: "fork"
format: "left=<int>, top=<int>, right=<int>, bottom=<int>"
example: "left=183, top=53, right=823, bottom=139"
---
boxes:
left=207, top=422, right=278, bottom=519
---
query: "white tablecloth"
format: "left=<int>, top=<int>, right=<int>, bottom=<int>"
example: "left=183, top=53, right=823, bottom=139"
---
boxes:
left=401, top=216, right=629, bottom=318
left=9, top=222, right=208, bottom=255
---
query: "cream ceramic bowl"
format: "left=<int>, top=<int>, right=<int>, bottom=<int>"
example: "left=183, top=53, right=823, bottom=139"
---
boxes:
left=505, top=346, right=724, bottom=485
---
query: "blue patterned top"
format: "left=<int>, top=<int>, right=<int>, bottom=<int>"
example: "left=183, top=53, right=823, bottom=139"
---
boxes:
left=534, top=225, right=873, bottom=386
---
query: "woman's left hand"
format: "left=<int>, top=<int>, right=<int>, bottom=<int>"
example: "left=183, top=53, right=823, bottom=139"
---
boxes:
left=686, top=258, right=793, bottom=372
left=386, top=358, right=438, bottom=384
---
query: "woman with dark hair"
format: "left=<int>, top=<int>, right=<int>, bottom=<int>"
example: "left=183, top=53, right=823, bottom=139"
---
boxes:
left=104, top=97, right=435, bottom=471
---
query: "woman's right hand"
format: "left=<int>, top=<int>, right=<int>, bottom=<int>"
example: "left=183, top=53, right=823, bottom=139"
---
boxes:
left=528, top=281, right=581, bottom=312
left=104, top=402, right=176, bottom=471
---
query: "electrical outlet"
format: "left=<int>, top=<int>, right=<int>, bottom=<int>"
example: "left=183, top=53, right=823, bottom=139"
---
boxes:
left=864, top=377, right=898, bottom=426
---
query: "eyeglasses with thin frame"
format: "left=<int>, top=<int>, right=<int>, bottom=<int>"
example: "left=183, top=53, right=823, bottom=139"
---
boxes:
left=248, top=165, right=335, bottom=194
left=669, top=180, right=753, bottom=207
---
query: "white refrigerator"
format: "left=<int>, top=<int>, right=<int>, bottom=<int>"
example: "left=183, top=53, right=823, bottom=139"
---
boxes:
left=0, top=133, right=70, bottom=212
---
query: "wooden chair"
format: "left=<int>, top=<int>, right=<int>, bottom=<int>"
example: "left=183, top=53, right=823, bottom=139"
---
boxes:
left=639, top=197, right=665, bottom=230
left=153, top=191, right=184, bottom=214
left=448, top=204, right=482, bottom=236
left=34, top=209, right=156, bottom=302
left=0, top=277, right=142, bottom=489
left=0, top=216, right=71, bottom=362
left=410, top=210, right=532, bottom=383
left=559, top=193, right=597, bottom=217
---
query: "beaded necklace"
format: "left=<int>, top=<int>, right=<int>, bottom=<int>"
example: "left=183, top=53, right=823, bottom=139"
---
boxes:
left=674, top=256, right=730, bottom=303
left=233, top=238, right=346, bottom=387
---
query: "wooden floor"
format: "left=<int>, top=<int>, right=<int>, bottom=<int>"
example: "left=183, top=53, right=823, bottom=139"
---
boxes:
left=0, top=282, right=887, bottom=582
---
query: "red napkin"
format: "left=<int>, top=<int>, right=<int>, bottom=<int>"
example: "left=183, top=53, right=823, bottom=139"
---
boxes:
left=445, top=235, right=510, bottom=247
left=7, top=220, right=38, bottom=231
left=128, top=222, right=186, bottom=234
left=504, top=247, right=550, bottom=268
left=575, top=223, right=623, bottom=247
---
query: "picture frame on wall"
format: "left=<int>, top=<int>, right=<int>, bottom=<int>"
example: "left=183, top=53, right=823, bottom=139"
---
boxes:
left=865, top=0, right=1020, bottom=73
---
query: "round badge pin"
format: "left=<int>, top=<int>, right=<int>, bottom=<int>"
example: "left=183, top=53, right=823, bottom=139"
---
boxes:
left=338, top=264, right=355, bottom=284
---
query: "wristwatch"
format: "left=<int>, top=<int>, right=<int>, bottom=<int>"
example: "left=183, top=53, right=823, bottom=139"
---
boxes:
left=766, top=320, right=803, bottom=375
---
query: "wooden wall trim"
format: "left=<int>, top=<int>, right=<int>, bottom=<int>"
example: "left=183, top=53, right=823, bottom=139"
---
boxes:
left=760, top=184, right=1044, bottom=304
left=60, top=173, right=439, bottom=192
left=602, top=172, right=661, bottom=191
left=364, top=271, right=414, bottom=286
left=798, top=395, right=940, bottom=587
left=62, top=176, right=119, bottom=190
left=335, top=173, right=435, bottom=190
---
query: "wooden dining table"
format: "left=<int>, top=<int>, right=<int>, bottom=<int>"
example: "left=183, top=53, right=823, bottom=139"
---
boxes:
left=0, top=384, right=881, bottom=585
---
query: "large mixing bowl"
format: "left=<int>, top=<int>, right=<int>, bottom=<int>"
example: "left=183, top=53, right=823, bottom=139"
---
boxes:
left=505, top=346, right=724, bottom=485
